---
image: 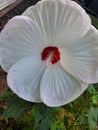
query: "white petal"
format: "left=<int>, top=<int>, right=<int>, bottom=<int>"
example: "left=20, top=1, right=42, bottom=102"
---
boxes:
left=23, top=0, right=91, bottom=46
left=60, top=26, right=98, bottom=83
left=0, top=0, right=16, bottom=10
left=0, top=16, right=45, bottom=72
left=7, top=53, right=46, bottom=102
left=40, top=64, right=88, bottom=107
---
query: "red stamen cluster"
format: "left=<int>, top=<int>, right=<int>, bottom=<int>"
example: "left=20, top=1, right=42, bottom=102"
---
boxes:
left=41, top=46, right=60, bottom=64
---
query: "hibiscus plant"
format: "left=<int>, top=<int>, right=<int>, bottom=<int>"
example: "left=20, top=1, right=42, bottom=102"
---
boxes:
left=0, top=0, right=98, bottom=129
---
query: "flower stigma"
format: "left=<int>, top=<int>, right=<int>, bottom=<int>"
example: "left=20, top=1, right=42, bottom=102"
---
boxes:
left=41, top=46, right=60, bottom=66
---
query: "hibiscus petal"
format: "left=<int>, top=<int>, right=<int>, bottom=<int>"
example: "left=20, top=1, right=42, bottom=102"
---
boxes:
left=40, top=64, right=88, bottom=107
left=0, top=16, right=45, bottom=72
left=23, top=0, right=91, bottom=46
left=7, top=53, right=46, bottom=102
left=60, top=26, right=98, bottom=83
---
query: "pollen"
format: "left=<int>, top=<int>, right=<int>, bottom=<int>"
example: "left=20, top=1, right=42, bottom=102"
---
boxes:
left=41, top=46, right=60, bottom=65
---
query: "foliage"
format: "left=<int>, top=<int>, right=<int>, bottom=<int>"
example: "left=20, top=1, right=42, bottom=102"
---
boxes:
left=3, top=95, right=34, bottom=118
left=0, top=84, right=98, bottom=130
left=90, top=15, right=98, bottom=29
left=88, top=107, right=98, bottom=130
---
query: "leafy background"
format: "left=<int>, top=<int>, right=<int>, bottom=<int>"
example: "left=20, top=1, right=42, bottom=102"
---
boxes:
left=0, top=0, right=98, bottom=130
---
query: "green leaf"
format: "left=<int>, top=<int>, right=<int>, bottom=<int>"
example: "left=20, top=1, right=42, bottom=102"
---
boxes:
left=33, top=104, right=51, bottom=130
left=0, top=89, right=13, bottom=99
left=79, top=115, right=87, bottom=124
left=36, top=117, right=50, bottom=130
left=3, top=95, right=33, bottom=118
left=50, top=118, right=65, bottom=130
left=92, top=93, right=98, bottom=104
left=64, top=116, right=69, bottom=126
left=21, top=109, right=34, bottom=123
left=87, top=84, right=95, bottom=94
left=90, top=15, right=98, bottom=29
left=33, top=103, right=62, bottom=130
left=88, top=107, right=98, bottom=129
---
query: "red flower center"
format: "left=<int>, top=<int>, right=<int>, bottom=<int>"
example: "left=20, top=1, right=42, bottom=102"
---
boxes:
left=41, top=46, right=60, bottom=65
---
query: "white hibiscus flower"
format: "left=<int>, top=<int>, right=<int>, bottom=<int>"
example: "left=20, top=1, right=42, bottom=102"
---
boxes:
left=0, top=0, right=98, bottom=107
